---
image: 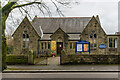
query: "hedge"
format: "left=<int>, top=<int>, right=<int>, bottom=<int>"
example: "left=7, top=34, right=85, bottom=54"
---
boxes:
left=6, top=54, right=28, bottom=65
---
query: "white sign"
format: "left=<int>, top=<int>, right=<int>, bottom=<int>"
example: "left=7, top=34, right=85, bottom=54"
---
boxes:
left=77, top=44, right=82, bottom=51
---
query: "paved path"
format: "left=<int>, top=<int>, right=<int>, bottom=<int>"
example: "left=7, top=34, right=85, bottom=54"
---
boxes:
left=48, top=57, right=60, bottom=65
left=35, top=56, right=60, bottom=65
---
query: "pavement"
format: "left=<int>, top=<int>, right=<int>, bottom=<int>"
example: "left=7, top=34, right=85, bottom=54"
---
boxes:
left=6, top=64, right=119, bottom=71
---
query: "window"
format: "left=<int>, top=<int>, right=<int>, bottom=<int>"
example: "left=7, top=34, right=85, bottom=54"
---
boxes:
left=90, top=44, right=93, bottom=49
left=90, top=35, right=92, bottom=38
left=48, top=42, right=50, bottom=49
left=23, top=34, right=25, bottom=38
left=94, top=23, right=97, bottom=27
left=41, top=42, right=44, bottom=49
left=109, top=38, right=112, bottom=48
left=114, top=38, right=117, bottom=48
left=94, top=43, right=97, bottom=48
left=27, top=34, right=29, bottom=38
left=23, top=41, right=25, bottom=48
left=73, top=42, right=75, bottom=49
left=94, top=34, right=97, bottom=38
left=45, top=42, right=47, bottom=49
left=41, top=42, right=51, bottom=49
left=22, top=33, right=29, bottom=49
left=90, top=43, right=97, bottom=49
left=70, top=42, right=72, bottom=49
left=70, top=42, right=76, bottom=49
left=109, top=38, right=118, bottom=48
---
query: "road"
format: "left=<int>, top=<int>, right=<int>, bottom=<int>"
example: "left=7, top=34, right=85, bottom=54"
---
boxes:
left=2, top=72, right=119, bottom=78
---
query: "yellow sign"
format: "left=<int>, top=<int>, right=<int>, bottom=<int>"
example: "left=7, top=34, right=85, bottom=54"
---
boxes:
left=51, top=41, right=56, bottom=50
left=84, top=44, right=89, bottom=51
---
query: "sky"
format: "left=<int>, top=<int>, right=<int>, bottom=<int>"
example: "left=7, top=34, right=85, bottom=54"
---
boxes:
left=62, top=1, right=118, bottom=34
left=4, top=0, right=120, bottom=35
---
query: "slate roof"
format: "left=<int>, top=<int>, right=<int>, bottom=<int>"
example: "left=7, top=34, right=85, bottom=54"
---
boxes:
left=40, top=34, right=51, bottom=40
left=31, top=17, right=91, bottom=34
left=68, top=34, right=80, bottom=40
left=40, top=34, right=80, bottom=40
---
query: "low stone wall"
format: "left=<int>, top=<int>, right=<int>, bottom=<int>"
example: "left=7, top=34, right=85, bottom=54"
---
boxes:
left=60, top=51, right=120, bottom=65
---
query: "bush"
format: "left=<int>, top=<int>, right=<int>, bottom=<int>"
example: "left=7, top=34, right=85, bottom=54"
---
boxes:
left=7, top=46, right=13, bottom=54
left=6, top=54, right=28, bottom=65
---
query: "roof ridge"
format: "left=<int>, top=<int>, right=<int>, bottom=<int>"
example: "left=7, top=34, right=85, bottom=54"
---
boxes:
left=35, top=17, right=91, bottom=19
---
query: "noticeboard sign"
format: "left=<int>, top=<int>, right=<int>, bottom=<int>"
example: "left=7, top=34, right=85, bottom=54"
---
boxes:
left=99, top=44, right=107, bottom=49
left=84, top=44, right=89, bottom=51
left=75, top=40, right=90, bottom=53
left=51, top=41, right=56, bottom=54
left=77, top=44, right=83, bottom=51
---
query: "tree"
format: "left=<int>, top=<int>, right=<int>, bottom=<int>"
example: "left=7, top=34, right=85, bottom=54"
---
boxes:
left=1, top=0, right=76, bottom=71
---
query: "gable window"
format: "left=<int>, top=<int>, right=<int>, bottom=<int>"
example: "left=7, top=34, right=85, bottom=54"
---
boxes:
left=22, top=33, right=29, bottom=49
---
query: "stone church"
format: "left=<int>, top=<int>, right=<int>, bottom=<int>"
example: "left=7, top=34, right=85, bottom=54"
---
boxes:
left=12, top=15, right=120, bottom=56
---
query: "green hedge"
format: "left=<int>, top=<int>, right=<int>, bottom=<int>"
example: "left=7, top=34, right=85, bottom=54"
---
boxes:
left=6, top=54, right=28, bottom=65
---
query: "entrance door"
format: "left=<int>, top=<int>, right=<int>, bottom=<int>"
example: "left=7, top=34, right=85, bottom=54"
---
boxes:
left=57, top=42, right=63, bottom=56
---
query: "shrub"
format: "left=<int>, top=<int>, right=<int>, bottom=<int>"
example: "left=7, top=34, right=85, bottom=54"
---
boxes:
left=6, top=54, right=28, bottom=65
left=7, top=46, right=13, bottom=54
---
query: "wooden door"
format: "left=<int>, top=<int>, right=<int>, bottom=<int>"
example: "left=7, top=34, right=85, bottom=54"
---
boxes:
left=57, top=42, right=63, bottom=56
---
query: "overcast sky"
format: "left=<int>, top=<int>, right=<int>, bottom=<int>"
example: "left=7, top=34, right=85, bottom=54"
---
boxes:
left=62, top=1, right=118, bottom=34
left=5, top=0, right=119, bottom=35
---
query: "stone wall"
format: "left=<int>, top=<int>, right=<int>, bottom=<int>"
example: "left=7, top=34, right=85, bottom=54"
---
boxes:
left=61, top=53, right=120, bottom=65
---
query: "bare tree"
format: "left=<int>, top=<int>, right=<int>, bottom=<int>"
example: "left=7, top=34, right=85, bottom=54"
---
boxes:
left=1, top=0, right=79, bottom=70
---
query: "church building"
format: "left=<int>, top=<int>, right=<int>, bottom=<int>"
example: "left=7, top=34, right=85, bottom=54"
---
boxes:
left=12, top=15, right=120, bottom=56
